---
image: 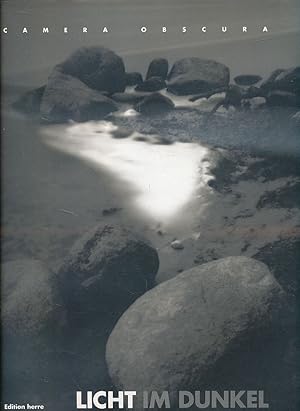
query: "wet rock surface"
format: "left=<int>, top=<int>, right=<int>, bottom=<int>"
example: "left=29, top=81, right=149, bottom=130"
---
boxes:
left=57, top=46, right=126, bottom=94
left=106, top=257, right=284, bottom=407
left=234, top=74, right=262, bottom=86
left=135, top=76, right=166, bottom=92
left=266, top=90, right=300, bottom=107
left=125, top=71, right=143, bottom=86
left=146, top=58, right=169, bottom=80
left=40, top=70, right=118, bottom=123
left=167, top=58, right=230, bottom=95
left=111, top=91, right=148, bottom=104
left=135, top=92, right=175, bottom=115
left=57, top=224, right=159, bottom=322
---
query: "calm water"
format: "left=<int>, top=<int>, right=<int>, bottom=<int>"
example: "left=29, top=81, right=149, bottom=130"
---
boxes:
left=42, top=120, right=212, bottom=222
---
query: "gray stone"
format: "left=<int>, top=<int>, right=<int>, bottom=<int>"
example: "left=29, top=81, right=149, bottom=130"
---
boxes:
left=167, top=58, right=230, bottom=95
left=57, top=46, right=126, bottom=93
left=260, top=69, right=285, bottom=91
left=261, top=67, right=300, bottom=95
left=189, top=87, right=227, bottom=102
left=171, top=240, right=184, bottom=250
left=40, top=70, right=118, bottom=123
left=146, top=58, right=169, bottom=80
left=106, top=257, right=283, bottom=408
left=248, top=96, right=267, bottom=109
left=135, top=93, right=175, bottom=115
left=112, top=126, right=133, bottom=138
left=58, top=224, right=159, bottom=319
left=273, top=66, right=300, bottom=94
left=2, top=259, right=64, bottom=340
left=245, top=85, right=265, bottom=98
left=266, top=90, right=300, bottom=107
left=111, top=92, right=148, bottom=104
left=125, top=72, right=143, bottom=86
left=234, top=74, right=262, bottom=86
left=135, top=76, right=166, bottom=92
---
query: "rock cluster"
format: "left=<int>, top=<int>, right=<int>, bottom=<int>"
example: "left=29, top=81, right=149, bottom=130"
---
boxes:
left=13, top=46, right=300, bottom=122
left=3, top=226, right=287, bottom=410
left=2, top=225, right=159, bottom=404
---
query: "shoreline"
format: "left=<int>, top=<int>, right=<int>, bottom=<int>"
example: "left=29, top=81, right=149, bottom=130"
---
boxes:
left=2, top=31, right=300, bottom=88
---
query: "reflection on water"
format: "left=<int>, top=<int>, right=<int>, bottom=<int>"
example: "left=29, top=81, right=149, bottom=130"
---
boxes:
left=42, top=121, right=212, bottom=221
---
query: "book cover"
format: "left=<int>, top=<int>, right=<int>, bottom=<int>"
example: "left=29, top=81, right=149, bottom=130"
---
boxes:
left=1, top=1, right=299, bottom=410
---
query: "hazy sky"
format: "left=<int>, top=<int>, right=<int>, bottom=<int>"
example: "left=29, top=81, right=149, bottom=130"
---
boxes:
left=2, top=0, right=300, bottom=85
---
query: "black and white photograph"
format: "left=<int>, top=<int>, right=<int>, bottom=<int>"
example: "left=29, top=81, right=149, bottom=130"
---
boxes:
left=1, top=1, right=300, bottom=410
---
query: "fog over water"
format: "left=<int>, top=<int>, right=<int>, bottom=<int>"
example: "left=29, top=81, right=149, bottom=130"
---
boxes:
left=2, top=0, right=300, bottom=87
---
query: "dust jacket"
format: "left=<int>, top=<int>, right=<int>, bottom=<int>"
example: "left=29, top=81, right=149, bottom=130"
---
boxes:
left=1, top=1, right=300, bottom=410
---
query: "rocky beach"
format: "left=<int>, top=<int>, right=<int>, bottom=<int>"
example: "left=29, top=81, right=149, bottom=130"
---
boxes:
left=2, top=39, right=300, bottom=411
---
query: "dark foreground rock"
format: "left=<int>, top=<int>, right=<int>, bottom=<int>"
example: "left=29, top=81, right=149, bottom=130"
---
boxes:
left=57, top=46, right=126, bottom=94
left=135, top=92, right=175, bottom=115
left=106, top=257, right=284, bottom=408
left=58, top=224, right=159, bottom=322
left=167, top=58, right=230, bottom=95
left=234, top=74, right=262, bottom=86
left=125, top=72, right=143, bottom=86
left=135, top=76, right=166, bottom=92
left=12, top=86, right=45, bottom=114
left=40, top=70, right=118, bottom=122
left=146, top=58, right=169, bottom=80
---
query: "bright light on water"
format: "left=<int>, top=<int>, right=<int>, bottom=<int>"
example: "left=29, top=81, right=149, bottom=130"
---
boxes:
left=42, top=121, right=212, bottom=221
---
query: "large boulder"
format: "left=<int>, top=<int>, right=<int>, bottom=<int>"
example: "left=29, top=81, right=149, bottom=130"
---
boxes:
left=135, top=76, right=166, bottom=92
left=12, top=86, right=45, bottom=114
left=167, top=58, right=230, bottom=95
left=146, top=58, right=169, bottom=80
left=57, top=46, right=126, bottom=93
left=135, top=92, right=175, bottom=115
left=40, top=70, right=118, bottom=123
left=106, top=257, right=284, bottom=408
left=58, top=224, right=159, bottom=321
